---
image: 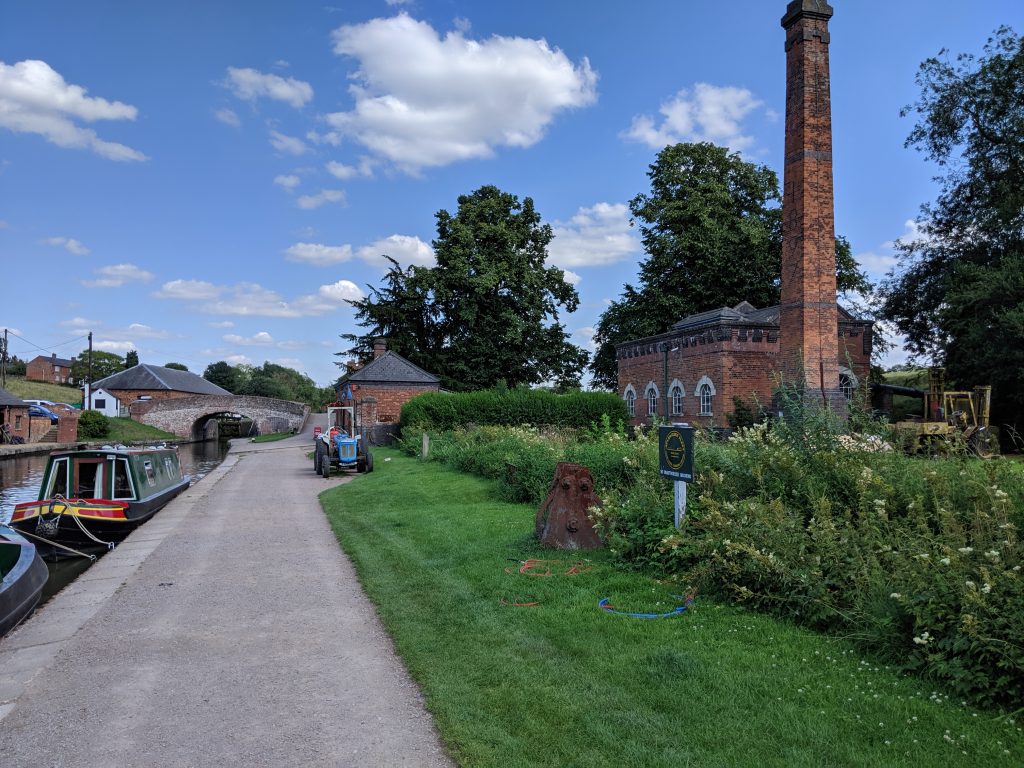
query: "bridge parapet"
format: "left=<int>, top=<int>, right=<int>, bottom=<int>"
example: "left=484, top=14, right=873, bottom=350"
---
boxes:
left=130, top=395, right=310, bottom=439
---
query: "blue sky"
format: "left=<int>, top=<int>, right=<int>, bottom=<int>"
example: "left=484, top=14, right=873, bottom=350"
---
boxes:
left=1, top=0, right=1021, bottom=387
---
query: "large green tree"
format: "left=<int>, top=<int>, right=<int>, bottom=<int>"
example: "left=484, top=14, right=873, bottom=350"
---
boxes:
left=203, top=360, right=239, bottom=393
left=880, top=27, right=1024, bottom=436
left=71, top=350, right=124, bottom=384
left=590, top=142, right=869, bottom=389
left=343, top=185, right=587, bottom=391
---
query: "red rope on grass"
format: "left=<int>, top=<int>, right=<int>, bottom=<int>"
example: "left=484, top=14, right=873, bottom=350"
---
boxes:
left=503, top=558, right=593, bottom=577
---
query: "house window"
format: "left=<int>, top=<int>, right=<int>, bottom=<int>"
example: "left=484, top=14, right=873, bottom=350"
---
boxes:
left=839, top=374, right=854, bottom=401
left=699, top=384, right=713, bottom=415
left=624, top=386, right=636, bottom=417
left=645, top=383, right=659, bottom=417
left=95, top=398, right=106, bottom=409
left=670, top=385, right=683, bottom=416
left=695, top=375, right=716, bottom=416
left=15, top=415, right=22, bottom=429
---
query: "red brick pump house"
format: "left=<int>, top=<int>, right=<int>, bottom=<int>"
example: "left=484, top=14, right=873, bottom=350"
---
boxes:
left=617, top=1, right=872, bottom=428
left=337, top=340, right=441, bottom=443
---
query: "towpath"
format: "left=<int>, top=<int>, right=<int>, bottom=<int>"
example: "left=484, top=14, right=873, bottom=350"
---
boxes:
left=0, top=424, right=453, bottom=767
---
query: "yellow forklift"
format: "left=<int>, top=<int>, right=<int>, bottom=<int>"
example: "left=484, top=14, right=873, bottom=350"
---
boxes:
left=891, top=367, right=995, bottom=456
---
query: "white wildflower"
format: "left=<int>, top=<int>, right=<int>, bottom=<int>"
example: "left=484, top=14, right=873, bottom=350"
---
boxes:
left=890, top=593, right=902, bottom=599
left=939, top=557, right=951, bottom=565
left=958, top=547, right=974, bottom=555
left=913, top=631, right=933, bottom=646
left=985, top=550, right=1000, bottom=561
left=981, top=583, right=992, bottom=594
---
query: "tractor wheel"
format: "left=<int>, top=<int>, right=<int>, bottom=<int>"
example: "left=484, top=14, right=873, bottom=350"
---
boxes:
left=313, top=443, right=322, bottom=473
left=322, top=451, right=332, bottom=478
left=366, top=450, right=374, bottom=473
left=356, top=455, right=366, bottom=473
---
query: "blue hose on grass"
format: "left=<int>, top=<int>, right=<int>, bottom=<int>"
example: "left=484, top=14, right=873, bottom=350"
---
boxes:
left=598, top=594, right=695, bottom=619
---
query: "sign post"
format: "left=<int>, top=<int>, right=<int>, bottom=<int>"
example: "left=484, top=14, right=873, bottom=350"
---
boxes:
left=658, top=424, right=694, bottom=528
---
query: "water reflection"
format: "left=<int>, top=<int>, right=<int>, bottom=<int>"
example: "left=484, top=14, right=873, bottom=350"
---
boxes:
left=1, top=441, right=230, bottom=601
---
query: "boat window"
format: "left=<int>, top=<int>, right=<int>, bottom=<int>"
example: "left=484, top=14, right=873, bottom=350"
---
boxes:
left=143, top=460, right=156, bottom=486
left=46, top=458, right=69, bottom=498
left=113, top=459, right=134, bottom=500
left=75, top=461, right=104, bottom=499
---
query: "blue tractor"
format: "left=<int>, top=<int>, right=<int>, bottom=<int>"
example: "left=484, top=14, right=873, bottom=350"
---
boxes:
left=315, top=406, right=374, bottom=477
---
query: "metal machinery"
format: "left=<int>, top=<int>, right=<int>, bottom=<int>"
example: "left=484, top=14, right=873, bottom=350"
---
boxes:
left=314, top=405, right=374, bottom=476
left=886, top=367, right=995, bottom=456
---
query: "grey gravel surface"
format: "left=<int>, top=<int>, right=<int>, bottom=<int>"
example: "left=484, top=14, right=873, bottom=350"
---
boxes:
left=0, top=427, right=454, bottom=767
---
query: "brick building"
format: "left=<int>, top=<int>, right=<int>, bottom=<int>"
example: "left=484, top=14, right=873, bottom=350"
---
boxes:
left=26, top=353, right=75, bottom=384
left=86, top=364, right=231, bottom=411
left=617, top=1, right=871, bottom=427
left=0, top=387, right=79, bottom=444
left=337, top=340, right=441, bottom=443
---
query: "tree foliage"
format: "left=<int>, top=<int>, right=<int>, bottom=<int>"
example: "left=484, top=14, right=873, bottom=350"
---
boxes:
left=880, top=27, right=1024, bottom=434
left=590, top=143, right=870, bottom=389
left=71, top=350, right=124, bottom=384
left=203, top=361, right=239, bottom=393
left=164, top=362, right=189, bottom=371
left=343, top=185, right=587, bottom=391
left=124, top=350, right=139, bottom=368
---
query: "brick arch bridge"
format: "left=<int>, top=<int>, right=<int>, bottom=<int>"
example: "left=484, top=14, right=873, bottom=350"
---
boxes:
left=129, top=395, right=310, bottom=440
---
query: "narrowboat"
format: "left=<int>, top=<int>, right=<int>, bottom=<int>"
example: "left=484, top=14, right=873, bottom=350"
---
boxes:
left=1, top=524, right=48, bottom=637
left=9, top=445, right=190, bottom=551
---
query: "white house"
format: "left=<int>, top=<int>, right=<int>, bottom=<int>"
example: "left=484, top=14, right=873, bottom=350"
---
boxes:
left=81, top=385, right=121, bottom=417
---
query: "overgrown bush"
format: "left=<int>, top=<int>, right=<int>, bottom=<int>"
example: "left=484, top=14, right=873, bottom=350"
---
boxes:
left=77, top=410, right=110, bottom=439
left=398, top=401, right=1024, bottom=709
left=400, top=388, right=629, bottom=431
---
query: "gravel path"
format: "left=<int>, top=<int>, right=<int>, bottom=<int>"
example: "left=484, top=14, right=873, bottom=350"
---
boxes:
left=0, top=427, right=454, bottom=767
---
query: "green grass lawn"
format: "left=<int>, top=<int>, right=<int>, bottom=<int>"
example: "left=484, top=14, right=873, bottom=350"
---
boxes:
left=3, top=375, right=82, bottom=405
left=320, top=449, right=1023, bottom=768
left=98, top=417, right=176, bottom=443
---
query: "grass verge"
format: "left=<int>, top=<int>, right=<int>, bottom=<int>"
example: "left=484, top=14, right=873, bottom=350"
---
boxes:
left=94, top=417, right=176, bottom=443
left=320, top=448, right=1022, bottom=768
left=251, top=431, right=293, bottom=443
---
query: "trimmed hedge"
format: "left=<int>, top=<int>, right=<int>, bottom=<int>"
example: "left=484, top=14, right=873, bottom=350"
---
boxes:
left=400, top=389, right=629, bottom=430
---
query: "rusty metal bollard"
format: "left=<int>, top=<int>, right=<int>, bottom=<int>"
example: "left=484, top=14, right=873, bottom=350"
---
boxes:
left=535, top=462, right=603, bottom=550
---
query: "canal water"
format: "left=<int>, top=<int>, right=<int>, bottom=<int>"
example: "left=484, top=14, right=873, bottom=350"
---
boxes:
left=0, top=441, right=230, bottom=602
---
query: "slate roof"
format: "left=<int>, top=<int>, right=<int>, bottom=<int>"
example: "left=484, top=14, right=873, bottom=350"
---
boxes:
left=93, top=364, right=232, bottom=395
left=340, top=351, right=441, bottom=385
left=0, top=387, right=28, bottom=407
left=30, top=354, right=74, bottom=367
left=670, top=301, right=860, bottom=333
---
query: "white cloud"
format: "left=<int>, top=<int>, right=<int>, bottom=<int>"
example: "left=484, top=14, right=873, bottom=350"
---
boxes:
left=81, top=263, right=154, bottom=288
left=60, top=316, right=98, bottom=328
left=623, top=83, right=764, bottom=153
left=318, top=279, right=364, bottom=304
left=561, top=269, right=581, bottom=286
left=43, top=235, right=90, bottom=255
left=269, top=130, right=307, bottom=155
left=296, top=189, right=344, bottom=209
left=306, top=129, right=343, bottom=146
left=208, top=320, right=234, bottom=328
left=0, top=59, right=147, bottom=161
left=214, top=108, right=240, bottom=127
left=854, top=219, right=930, bottom=282
left=224, top=331, right=275, bottom=346
left=325, top=157, right=375, bottom=180
left=224, top=67, right=313, bottom=108
left=327, top=13, right=597, bottom=172
left=94, top=340, right=136, bottom=353
left=284, top=242, right=353, bottom=265
left=575, top=325, right=597, bottom=351
left=154, top=279, right=221, bottom=300
left=274, top=173, right=300, bottom=189
left=356, top=234, right=434, bottom=268
left=548, top=202, right=640, bottom=269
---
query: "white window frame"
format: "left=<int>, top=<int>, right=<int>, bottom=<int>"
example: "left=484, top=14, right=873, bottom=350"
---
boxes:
left=669, top=379, right=685, bottom=416
left=645, top=382, right=659, bottom=417
left=839, top=366, right=858, bottom=401
left=696, top=375, right=716, bottom=416
left=623, top=384, right=637, bottom=417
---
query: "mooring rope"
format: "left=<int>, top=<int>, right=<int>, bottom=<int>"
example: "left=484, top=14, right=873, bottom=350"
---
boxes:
left=14, top=528, right=97, bottom=561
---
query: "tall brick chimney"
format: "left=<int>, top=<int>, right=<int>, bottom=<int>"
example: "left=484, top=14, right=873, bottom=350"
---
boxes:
left=779, top=0, right=842, bottom=410
left=373, top=338, right=388, bottom=360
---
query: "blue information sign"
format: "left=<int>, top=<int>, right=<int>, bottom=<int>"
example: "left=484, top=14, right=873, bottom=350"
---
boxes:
left=658, top=425, right=694, bottom=482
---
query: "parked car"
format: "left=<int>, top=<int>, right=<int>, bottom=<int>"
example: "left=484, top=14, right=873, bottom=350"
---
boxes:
left=23, top=399, right=55, bottom=408
left=27, top=405, right=59, bottom=424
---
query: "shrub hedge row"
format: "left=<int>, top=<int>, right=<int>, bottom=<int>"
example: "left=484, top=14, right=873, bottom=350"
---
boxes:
left=400, top=389, right=629, bottom=430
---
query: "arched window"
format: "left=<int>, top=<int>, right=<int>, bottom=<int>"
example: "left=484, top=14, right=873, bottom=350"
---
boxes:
left=645, top=382, right=659, bottom=417
left=669, top=379, right=685, bottom=416
left=839, top=367, right=858, bottom=401
left=623, top=384, right=636, bottom=417
left=696, top=375, right=716, bottom=416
